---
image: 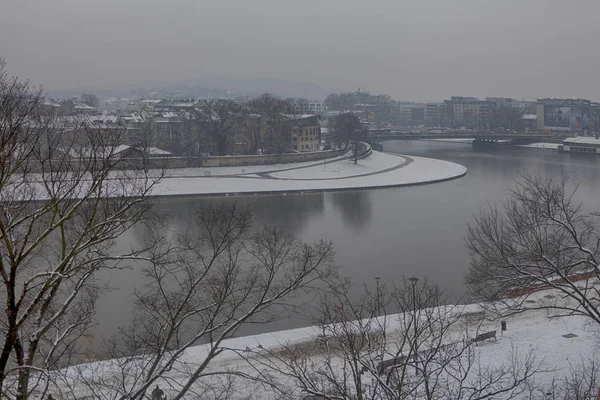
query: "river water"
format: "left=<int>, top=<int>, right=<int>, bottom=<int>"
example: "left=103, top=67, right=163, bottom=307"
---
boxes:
left=95, top=140, right=600, bottom=341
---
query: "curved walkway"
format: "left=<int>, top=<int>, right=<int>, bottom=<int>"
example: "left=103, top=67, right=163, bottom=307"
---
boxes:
left=260, top=154, right=413, bottom=181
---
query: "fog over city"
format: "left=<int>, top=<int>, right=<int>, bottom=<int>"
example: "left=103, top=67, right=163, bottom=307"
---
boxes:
left=3, top=0, right=600, bottom=100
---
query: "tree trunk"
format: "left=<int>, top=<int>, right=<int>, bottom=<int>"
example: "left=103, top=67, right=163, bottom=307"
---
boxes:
left=216, top=135, right=228, bottom=156
left=17, top=369, right=29, bottom=400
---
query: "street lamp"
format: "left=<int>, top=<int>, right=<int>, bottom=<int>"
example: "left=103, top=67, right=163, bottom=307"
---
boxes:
left=408, top=276, right=419, bottom=376
left=374, top=276, right=381, bottom=316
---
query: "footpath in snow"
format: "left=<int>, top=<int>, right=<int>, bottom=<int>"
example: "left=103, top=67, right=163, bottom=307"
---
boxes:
left=152, top=151, right=467, bottom=197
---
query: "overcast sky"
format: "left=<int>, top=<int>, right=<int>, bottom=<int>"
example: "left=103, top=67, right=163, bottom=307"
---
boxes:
left=2, top=0, right=600, bottom=101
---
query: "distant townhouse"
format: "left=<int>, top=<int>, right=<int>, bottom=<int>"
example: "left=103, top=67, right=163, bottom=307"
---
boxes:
left=292, top=115, right=321, bottom=152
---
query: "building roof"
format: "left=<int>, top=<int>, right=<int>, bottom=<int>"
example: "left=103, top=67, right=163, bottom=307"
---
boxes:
left=538, top=98, right=591, bottom=106
left=564, top=136, right=600, bottom=145
left=74, top=103, right=98, bottom=110
left=145, top=147, right=172, bottom=156
left=43, top=101, right=61, bottom=108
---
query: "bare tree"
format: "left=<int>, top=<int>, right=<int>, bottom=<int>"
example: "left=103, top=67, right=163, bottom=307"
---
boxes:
left=239, top=108, right=263, bottom=155
left=53, top=203, right=337, bottom=399
left=529, top=356, right=600, bottom=400
left=242, top=277, right=542, bottom=399
left=81, top=93, right=100, bottom=108
left=489, top=106, right=525, bottom=132
left=328, top=112, right=365, bottom=164
left=466, top=173, right=600, bottom=325
left=196, top=100, right=242, bottom=156
left=246, top=94, right=295, bottom=158
left=0, top=59, right=162, bottom=399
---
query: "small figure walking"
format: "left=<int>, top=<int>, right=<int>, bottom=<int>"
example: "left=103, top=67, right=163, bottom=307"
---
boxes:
left=152, top=385, right=166, bottom=400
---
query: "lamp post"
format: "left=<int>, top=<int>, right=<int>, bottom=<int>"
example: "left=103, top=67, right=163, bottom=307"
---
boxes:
left=374, top=276, right=381, bottom=316
left=408, top=276, right=419, bottom=376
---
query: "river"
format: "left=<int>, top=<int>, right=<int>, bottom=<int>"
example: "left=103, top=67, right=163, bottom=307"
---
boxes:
left=94, top=140, right=600, bottom=341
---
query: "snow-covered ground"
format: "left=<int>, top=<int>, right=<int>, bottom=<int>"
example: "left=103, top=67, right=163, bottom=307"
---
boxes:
left=45, top=287, right=600, bottom=399
left=517, top=142, right=561, bottom=149
left=15, top=151, right=467, bottom=201
left=152, top=151, right=467, bottom=196
left=160, top=153, right=351, bottom=177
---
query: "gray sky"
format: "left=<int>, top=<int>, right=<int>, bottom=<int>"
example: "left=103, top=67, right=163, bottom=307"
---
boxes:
left=2, top=0, right=600, bottom=101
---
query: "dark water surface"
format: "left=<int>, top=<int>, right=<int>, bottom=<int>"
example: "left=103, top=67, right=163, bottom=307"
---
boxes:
left=94, top=141, right=600, bottom=340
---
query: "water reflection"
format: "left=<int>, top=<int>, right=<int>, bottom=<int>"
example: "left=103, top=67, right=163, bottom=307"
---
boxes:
left=328, top=190, right=373, bottom=231
left=147, top=192, right=325, bottom=237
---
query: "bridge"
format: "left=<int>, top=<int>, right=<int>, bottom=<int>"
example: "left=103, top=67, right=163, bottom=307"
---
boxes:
left=366, top=132, right=562, bottom=142
left=365, top=131, right=565, bottom=150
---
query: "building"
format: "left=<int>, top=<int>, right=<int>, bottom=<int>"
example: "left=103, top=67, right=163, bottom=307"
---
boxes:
left=484, top=98, right=535, bottom=113
left=453, top=100, right=492, bottom=130
left=485, top=97, right=518, bottom=109
left=48, top=100, right=100, bottom=116
left=425, top=103, right=447, bottom=127
left=515, top=100, right=536, bottom=114
left=535, top=98, right=600, bottom=134
left=291, top=100, right=327, bottom=115
left=154, top=100, right=200, bottom=112
left=410, top=107, right=425, bottom=125
left=127, top=99, right=161, bottom=112
left=522, top=114, right=537, bottom=132
left=561, top=136, right=600, bottom=154
left=396, top=102, right=426, bottom=126
left=444, top=97, right=492, bottom=130
left=292, top=115, right=321, bottom=152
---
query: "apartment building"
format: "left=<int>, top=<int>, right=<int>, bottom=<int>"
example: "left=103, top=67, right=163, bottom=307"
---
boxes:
left=292, top=114, right=321, bottom=152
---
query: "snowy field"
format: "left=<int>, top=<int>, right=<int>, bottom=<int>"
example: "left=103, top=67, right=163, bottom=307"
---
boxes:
left=16, top=151, right=467, bottom=200
left=152, top=151, right=467, bottom=196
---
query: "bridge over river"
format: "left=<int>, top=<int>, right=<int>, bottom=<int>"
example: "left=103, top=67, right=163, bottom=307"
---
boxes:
left=366, top=131, right=565, bottom=150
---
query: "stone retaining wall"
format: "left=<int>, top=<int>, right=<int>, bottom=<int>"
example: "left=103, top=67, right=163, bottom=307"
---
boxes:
left=202, top=148, right=346, bottom=167
left=25, top=148, right=347, bottom=173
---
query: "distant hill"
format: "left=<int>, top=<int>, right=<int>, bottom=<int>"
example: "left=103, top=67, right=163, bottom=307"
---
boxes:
left=47, top=77, right=342, bottom=101
left=193, top=77, right=341, bottom=100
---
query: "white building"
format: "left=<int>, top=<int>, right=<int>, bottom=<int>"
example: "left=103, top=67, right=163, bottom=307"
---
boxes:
left=292, top=100, right=328, bottom=115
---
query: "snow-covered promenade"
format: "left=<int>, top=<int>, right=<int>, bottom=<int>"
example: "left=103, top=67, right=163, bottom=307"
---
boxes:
left=151, top=150, right=467, bottom=197
left=45, top=287, right=598, bottom=399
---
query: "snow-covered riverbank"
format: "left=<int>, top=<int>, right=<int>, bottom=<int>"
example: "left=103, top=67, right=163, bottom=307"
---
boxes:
left=45, top=287, right=599, bottom=399
left=152, top=151, right=467, bottom=197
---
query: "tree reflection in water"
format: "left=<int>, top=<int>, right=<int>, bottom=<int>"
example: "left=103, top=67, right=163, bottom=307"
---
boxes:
left=328, top=190, right=373, bottom=231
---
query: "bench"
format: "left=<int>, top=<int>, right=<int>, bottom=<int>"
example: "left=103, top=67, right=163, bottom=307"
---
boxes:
left=359, top=356, right=406, bottom=375
left=377, top=356, right=406, bottom=375
left=470, top=330, right=496, bottom=345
